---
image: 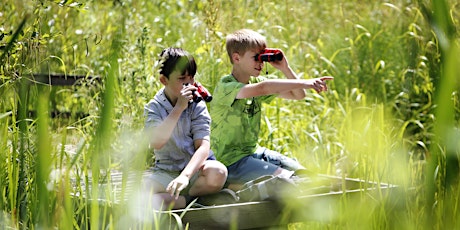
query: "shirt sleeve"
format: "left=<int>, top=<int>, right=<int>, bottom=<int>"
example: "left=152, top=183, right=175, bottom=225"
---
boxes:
left=190, top=102, right=212, bottom=141
left=144, top=99, right=162, bottom=129
left=218, top=80, right=245, bottom=107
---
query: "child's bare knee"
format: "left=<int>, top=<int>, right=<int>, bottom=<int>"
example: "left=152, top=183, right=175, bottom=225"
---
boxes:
left=206, top=169, right=227, bottom=191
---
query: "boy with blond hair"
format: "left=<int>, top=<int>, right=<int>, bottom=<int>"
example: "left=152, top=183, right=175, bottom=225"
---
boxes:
left=211, top=29, right=333, bottom=191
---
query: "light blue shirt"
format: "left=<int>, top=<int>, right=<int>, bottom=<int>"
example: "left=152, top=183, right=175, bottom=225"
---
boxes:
left=144, top=88, right=214, bottom=171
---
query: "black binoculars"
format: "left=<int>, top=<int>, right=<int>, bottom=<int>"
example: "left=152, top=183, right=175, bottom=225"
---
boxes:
left=254, top=48, right=283, bottom=62
left=184, top=82, right=213, bottom=103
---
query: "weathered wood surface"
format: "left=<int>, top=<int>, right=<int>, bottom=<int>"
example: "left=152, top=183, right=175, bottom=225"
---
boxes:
left=72, top=171, right=397, bottom=230
left=30, top=73, right=100, bottom=86
left=23, top=73, right=101, bottom=118
left=163, top=176, right=396, bottom=229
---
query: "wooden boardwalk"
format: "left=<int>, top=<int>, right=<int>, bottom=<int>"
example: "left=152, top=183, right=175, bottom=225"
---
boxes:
left=72, top=171, right=397, bottom=229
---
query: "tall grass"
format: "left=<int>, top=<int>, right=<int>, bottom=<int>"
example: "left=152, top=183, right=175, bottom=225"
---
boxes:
left=0, top=0, right=459, bottom=229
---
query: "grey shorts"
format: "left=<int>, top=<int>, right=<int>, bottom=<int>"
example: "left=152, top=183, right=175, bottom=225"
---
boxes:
left=144, top=168, right=200, bottom=195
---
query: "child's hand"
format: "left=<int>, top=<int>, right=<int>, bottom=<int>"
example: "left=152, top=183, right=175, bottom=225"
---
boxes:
left=166, top=174, right=190, bottom=199
left=267, top=49, right=289, bottom=70
left=308, top=76, right=334, bottom=93
left=177, top=83, right=197, bottom=110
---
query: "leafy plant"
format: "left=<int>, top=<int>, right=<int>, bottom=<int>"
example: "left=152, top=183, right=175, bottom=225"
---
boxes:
left=0, top=0, right=459, bottom=229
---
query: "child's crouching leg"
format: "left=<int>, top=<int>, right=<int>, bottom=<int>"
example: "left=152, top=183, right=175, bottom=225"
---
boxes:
left=150, top=193, right=188, bottom=210
left=141, top=179, right=188, bottom=210
left=188, top=160, right=227, bottom=196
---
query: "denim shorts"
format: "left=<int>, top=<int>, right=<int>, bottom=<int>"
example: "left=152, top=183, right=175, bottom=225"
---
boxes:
left=226, top=155, right=279, bottom=184
left=226, top=147, right=305, bottom=184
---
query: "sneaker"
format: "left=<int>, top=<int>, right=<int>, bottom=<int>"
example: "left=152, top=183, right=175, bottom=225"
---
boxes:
left=197, top=188, right=239, bottom=206
left=236, top=175, right=300, bottom=202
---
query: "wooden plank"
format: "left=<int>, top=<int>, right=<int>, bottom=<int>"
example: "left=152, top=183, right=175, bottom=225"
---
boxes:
left=72, top=172, right=397, bottom=229
left=30, top=73, right=100, bottom=86
left=20, top=73, right=102, bottom=119
left=163, top=201, right=286, bottom=229
left=161, top=176, right=396, bottom=229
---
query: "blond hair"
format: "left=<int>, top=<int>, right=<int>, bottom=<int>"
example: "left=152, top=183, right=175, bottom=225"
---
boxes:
left=226, top=29, right=267, bottom=63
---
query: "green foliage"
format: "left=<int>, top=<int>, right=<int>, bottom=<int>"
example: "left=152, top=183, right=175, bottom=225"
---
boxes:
left=0, top=0, right=459, bottom=229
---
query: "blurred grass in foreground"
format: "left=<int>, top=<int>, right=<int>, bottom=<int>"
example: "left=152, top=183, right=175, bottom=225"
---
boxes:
left=0, top=0, right=459, bottom=229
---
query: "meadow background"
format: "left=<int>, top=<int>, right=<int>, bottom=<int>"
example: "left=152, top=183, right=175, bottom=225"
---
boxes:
left=0, top=0, right=459, bottom=229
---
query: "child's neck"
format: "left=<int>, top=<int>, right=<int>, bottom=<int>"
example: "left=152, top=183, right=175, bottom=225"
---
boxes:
left=231, top=68, right=251, bottom=84
left=163, top=88, right=177, bottom=106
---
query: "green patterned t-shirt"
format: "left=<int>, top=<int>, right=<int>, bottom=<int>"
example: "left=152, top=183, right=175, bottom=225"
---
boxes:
left=210, top=74, right=277, bottom=166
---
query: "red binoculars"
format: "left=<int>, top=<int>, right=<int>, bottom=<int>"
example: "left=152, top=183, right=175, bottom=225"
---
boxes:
left=254, top=48, right=283, bottom=62
left=184, top=82, right=213, bottom=103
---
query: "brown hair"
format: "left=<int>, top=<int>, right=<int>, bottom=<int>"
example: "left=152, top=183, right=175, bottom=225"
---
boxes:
left=225, top=29, right=267, bottom=63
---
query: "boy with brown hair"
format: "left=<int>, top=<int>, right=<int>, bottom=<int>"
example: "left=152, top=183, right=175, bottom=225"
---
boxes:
left=210, top=29, right=333, bottom=191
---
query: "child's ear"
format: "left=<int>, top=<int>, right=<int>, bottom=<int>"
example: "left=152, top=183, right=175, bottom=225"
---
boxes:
left=159, top=75, right=168, bottom=85
left=231, top=52, right=240, bottom=63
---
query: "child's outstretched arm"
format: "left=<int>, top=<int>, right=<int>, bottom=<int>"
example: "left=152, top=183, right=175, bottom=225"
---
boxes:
left=236, top=76, right=333, bottom=99
left=278, top=66, right=307, bottom=99
left=267, top=50, right=306, bottom=99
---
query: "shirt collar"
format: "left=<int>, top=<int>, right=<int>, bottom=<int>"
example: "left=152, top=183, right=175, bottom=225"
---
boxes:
left=155, top=88, right=174, bottom=111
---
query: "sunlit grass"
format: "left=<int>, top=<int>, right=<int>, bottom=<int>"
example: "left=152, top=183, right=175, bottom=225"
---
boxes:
left=0, top=0, right=459, bottom=229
